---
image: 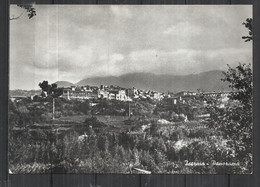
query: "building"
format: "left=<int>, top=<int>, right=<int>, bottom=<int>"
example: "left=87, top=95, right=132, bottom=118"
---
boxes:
left=151, top=92, right=163, bottom=100
left=62, top=86, right=98, bottom=100
left=175, top=91, right=197, bottom=97
left=98, top=90, right=109, bottom=99
left=200, top=91, right=237, bottom=98
left=166, top=96, right=182, bottom=105
left=126, top=87, right=138, bottom=97
left=108, top=92, right=116, bottom=100
left=71, top=86, right=76, bottom=91
left=116, top=90, right=128, bottom=101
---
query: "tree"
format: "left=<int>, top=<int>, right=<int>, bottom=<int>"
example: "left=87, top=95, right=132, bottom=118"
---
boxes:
left=211, top=18, right=253, bottom=172
left=222, top=18, right=253, bottom=109
left=222, top=63, right=252, bottom=109
left=39, top=81, right=63, bottom=120
left=10, top=4, right=36, bottom=20
left=242, top=18, right=252, bottom=42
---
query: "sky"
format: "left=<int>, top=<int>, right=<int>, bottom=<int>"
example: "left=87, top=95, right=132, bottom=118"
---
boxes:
left=10, top=5, right=252, bottom=90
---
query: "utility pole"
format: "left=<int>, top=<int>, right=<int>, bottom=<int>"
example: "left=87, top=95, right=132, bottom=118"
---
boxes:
left=52, top=98, right=55, bottom=120
left=128, top=101, right=131, bottom=117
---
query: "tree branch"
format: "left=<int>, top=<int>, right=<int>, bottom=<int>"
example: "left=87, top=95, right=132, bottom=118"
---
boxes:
left=9, top=11, right=25, bottom=20
left=10, top=4, right=36, bottom=20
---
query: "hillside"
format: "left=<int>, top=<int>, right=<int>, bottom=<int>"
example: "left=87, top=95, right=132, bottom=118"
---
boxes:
left=75, top=70, right=230, bottom=92
left=54, top=81, right=74, bottom=87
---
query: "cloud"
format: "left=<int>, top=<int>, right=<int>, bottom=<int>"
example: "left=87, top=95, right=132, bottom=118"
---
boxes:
left=9, top=5, right=252, bottom=90
left=110, top=6, right=132, bottom=19
left=96, top=53, right=125, bottom=76
left=163, top=21, right=202, bottom=36
left=127, top=48, right=252, bottom=75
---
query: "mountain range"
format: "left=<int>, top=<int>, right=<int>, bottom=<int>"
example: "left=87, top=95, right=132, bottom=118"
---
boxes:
left=55, top=70, right=231, bottom=92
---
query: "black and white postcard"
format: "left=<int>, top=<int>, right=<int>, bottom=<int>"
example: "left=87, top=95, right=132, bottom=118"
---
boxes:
left=9, top=5, right=253, bottom=174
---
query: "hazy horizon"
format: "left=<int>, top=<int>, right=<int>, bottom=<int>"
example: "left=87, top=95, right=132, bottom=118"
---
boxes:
left=10, top=5, right=252, bottom=90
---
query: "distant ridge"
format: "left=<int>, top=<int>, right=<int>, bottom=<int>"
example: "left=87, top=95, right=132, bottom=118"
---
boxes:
left=54, top=81, right=74, bottom=87
left=74, top=70, right=231, bottom=92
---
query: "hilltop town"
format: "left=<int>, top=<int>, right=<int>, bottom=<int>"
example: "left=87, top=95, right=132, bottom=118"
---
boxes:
left=61, top=84, right=163, bottom=101
left=40, top=84, right=234, bottom=105
left=10, top=83, right=236, bottom=125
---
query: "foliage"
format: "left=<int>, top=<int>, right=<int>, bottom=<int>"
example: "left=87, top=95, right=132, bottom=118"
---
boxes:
left=18, top=4, right=36, bottom=19
left=73, top=100, right=90, bottom=115
left=84, top=117, right=106, bottom=128
left=38, top=81, right=64, bottom=119
left=154, top=98, right=196, bottom=121
left=222, top=63, right=252, bottom=109
left=10, top=4, right=36, bottom=20
left=39, top=81, right=63, bottom=98
left=242, top=18, right=253, bottom=42
left=207, top=18, right=253, bottom=173
left=8, top=99, right=49, bottom=128
left=9, top=117, right=247, bottom=174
